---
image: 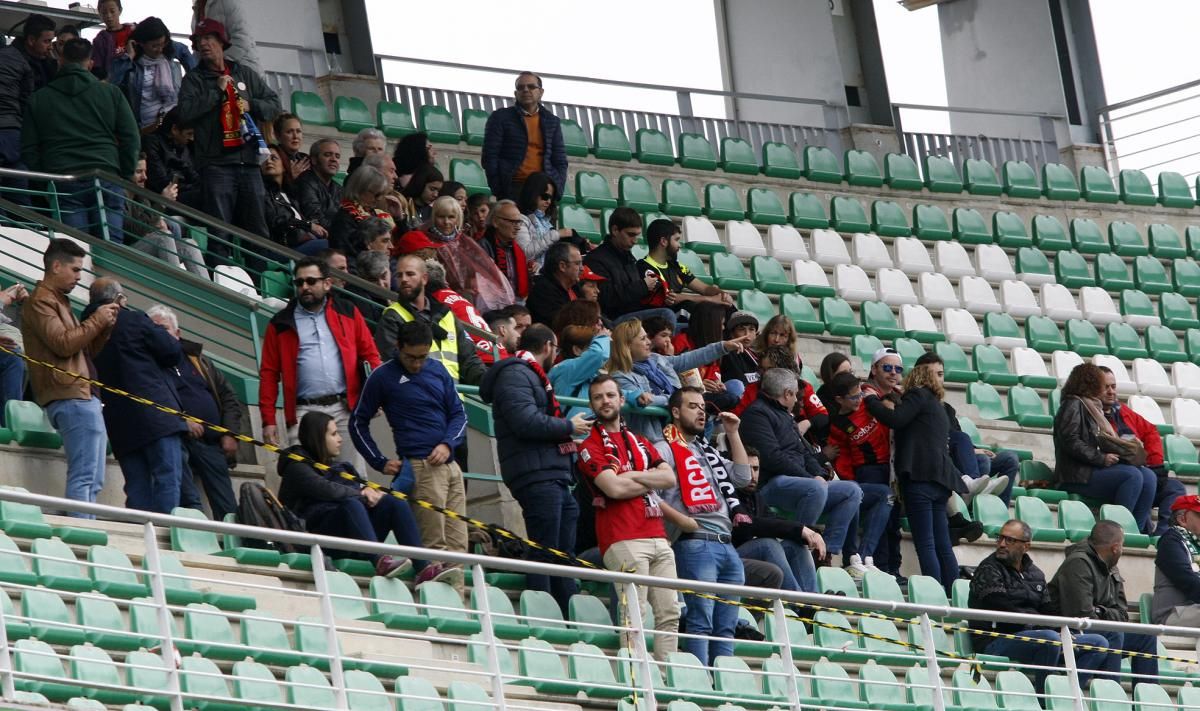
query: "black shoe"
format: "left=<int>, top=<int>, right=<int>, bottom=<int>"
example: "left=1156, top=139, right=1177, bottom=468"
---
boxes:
left=950, top=520, right=984, bottom=546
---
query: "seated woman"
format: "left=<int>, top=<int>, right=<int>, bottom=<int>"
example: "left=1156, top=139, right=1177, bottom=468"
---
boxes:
left=1054, top=363, right=1157, bottom=533
left=262, top=145, right=329, bottom=256
left=330, top=165, right=396, bottom=256
left=516, top=172, right=579, bottom=263
left=607, top=318, right=751, bottom=443
left=439, top=180, right=468, bottom=215
left=272, top=112, right=310, bottom=179
left=402, top=164, right=444, bottom=223
left=278, top=411, right=460, bottom=584
left=548, top=301, right=610, bottom=417
left=393, top=132, right=437, bottom=190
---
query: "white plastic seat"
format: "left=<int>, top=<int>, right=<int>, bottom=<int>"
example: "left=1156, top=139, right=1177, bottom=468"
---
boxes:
left=1040, top=283, right=1082, bottom=321
left=792, top=259, right=831, bottom=292
left=767, top=224, right=807, bottom=262
left=876, top=268, right=918, bottom=306
left=959, top=275, right=1001, bottom=315
left=934, top=241, right=975, bottom=279
left=1172, top=362, right=1200, bottom=399
left=917, top=272, right=960, bottom=310
left=1051, top=350, right=1085, bottom=384
left=1079, top=287, right=1122, bottom=325
left=726, top=220, right=767, bottom=259
left=1132, top=358, right=1176, bottom=399
left=681, top=216, right=724, bottom=253
left=999, top=280, right=1041, bottom=318
left=812, top=228, right=851, bottom=267
left=894, top=237, right=934, bottom=275
left=851, top=232, right=893, bottom=271
left=1128, top=395, right=1167, bottom=427
left=1171, top=398, right=1200, bottom=436
left=943, top=308, right=984, bottom=347
left=214, top=265, right=260, bottom=300
left=1011, top=347, right=1052, bottom=382
left=898, top=304, right=938, bottom=336
left=833, top=264, right=875, bottom=303
left=1092, top=355, right=1136, bottom=395
left=975, top=244, right=1016, bottom=282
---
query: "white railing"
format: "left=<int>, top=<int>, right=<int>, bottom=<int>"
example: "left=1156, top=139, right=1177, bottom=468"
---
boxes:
left=1098, top=79, right=1200, bottom=185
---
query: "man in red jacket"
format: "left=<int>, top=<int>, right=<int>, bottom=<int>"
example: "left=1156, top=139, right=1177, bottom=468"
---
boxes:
left=259, top=257, right=381, bottom=472
left=1099, top=366, right=1183, bottom=536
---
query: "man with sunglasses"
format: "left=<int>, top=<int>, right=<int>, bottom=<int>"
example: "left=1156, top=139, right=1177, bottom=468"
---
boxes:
left=259, top=257, right=381, bottom=473
left=481, top=71, right=567, bottom=199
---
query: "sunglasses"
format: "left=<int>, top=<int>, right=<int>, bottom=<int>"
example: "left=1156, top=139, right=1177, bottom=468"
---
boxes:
left=517, top=83, right=541, bottom=91
left=879, top=364, right=904, bottom=374
left=292, top=277, right=326, bottom=287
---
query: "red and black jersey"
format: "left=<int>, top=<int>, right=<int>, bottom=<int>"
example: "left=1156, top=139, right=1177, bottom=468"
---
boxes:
left=827, top=399, right=890, bottom=480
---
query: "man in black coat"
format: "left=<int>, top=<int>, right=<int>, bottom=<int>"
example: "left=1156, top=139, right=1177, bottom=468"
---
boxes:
left=291, top=137, right=342, bottom=231
left=481, top=71, right=567, bottom=199
left=83, top=279, right=188, bottom=514
left=583, top=207, right=677, bottom=328
left=0, top=13, right=54, bottom=203
left=479, top=323, right=590, bottom=611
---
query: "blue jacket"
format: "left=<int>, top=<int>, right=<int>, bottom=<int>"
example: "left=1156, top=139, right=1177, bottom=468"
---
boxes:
left=611, top=342, right=728, bottom=442
left=548, top=335, right=610, bottom=418
left=479, top=356, right=575, bottom=494
left=349, top=357, right=466, bottom=473
left=481, top=104, right=567, bottom=196
left=1152, top=527, right=1200, bottom=623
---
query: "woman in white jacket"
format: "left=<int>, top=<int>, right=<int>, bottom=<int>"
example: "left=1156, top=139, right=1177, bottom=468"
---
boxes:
left=515, top=172, right=576, bottom=264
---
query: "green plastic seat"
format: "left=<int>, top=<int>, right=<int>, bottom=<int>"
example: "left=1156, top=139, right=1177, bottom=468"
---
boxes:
left=883, top=153, right=923, bottom=190
left=861, top=569, right=904, bottom=602
left=1118, top=168, right=1157, bottom=206
left=812, top=610, right=863, bottom=660
left=817, top=566, right=859, bottom=598
left=617, top=175, right=657, bottom=212
left=614, top=647, right=665, bottom=689
left=230, top=660, right=283, bottom=708
left=1110, top=220, right=1149, bottom=256
left=1150, top=223, right=1189, bottom=259
left=520, top=589, right=580, bottom=645
left=14, top=638, right=78, bottom=701
left=239, top=613, right=305, bottom=667
left=912, top=204, right=951, bottom=240
left=1015, top=247, right=1053, bottom=284
left=857, top=615, right=912, bottom=664
left=762, top=142, right=802, bottom=179
left=952, top=207, right=990, bottom=244
left=331, top=96, right=373, bottom=134
left=803, top=146, right=842, bottom=183
left=517, top=638, right=578, bottom=695
left=1066, top=319, right=1108, bottom=357
left=1025, top=315, right=1067, bottom=353
left=983, top=312, right=1023, bottom=347
left=907, top=575, right=950, bottom=609
left=822, top=298, right=866, bottom=336
left=449, top=158, right=490, bottom=197
left=290, top=91, right=330, bottom=126
left=1166, top=434, right=1200, bottom=476
left=8, top=401, right=61, bottom=448
left=1054, top=250, right=1094, bottom=288
left=446, top=681, right=492, bottom=711
left=973, top=344, right=1017, bottom=386
left=560, top=204, right=599, bottom=243
left=592, top=123, right=632, bottom=161
left=1131, top=682, right=1172, bottom=711
left=992, top=210, right=1030, bottom=248
left=168, top=507, right=223, bottom=555
left=162, top=553, right=253, bottom=611
left=419, top=581, right=481, bottom=635
left=678, top=133, right=717, bottom=170
left=634, top=128, right=674, bottom=165
left=831, top=196, right=870, bottom=232
left=748, top=256, right=792, bottom=294
left=893, top=337, right=926, bottom=371
left=344, top=669, right=392, bottom=711
left=844, top=149, right=883, bottom=186
left=720, top=137, right=759, bottom=174
left=1058, top=499, right=1097, bottom=542
left=860, top=661, right=919, bottom=711
left=1096, top=253, right=1134, bottom=291
left=32, top=537, right=91, bottom=592
left=458, top=108, right=488, bottom=146
left=0, top=531, right=33, bottom=589
left=711, top=253, right=753, bottom=290
left=70, top=643, right=134, bottom=706
left=704, top=184, right=744, bottom=220
left=953, top=671, right=999, bottom=711
left=789, top=192, right=829, bottom=229
left=178, top=655, right=233, bottom=710
left=861, top=301, right=903, bottom=340
left=1070, top=217, right=1107, bottom=254
left=1080, top=165, right=1119, bottom=203
left=851, top=334, right=885, bottom=360
left=747, top=188, right=787, bottom=225
left=658, top=179, right=702, bottom=217
left=781, top=293, right=824, bottom=335
left=1133, top=255, right=1171, bottom=294
left=260, top=269, right=290, bottom=300
left=566, top=595, right=620, bottom=649
left=575, top=171, right=617, bottom=209
left=811, top=659, right=868, bottom=709
left=1007, top=384, right=1053, bottom=428
left=1002, top=160, right=1041, bottom=198
left=395, top=676, right=444, bottom=711
left=1042, top=162, right=1080, bottom=200
left=1187, top=328, right=1200, bottom=363
left=1100, top=504, right=1151, bottom=548
left=23, top=587, right=86, bottom=645
left=964, top=158, right=1002, bottom=195
left=376, top=101, right=415, bottom=138
left=676, top=248, right=710, bottom=284
left=1158, top=171, right=1195, bottom=208
left=559, top=119, right=589, bottom=157
left=418, top=105, right=460, bottom=144
left=1015, top=496, right=1068, bottom=541
left=368, top=576, right=429, bottom=631
left=995, top=670, right=1043, bottom=710
left=1032, top=214, right=1070, bottom=252
left=181, top=602, right=245, bottom=660
left=470, top=584, right=528, bottom=640
left=934, top=342, right=978, bottom=382
left=1146, top=324, right=1188, bottom=363
left=973, top=494, right=1009, bottom=537
left=871, top=200, right=910, bottom=237
left=124, top=650, right=170, bottom=708
left=737, top=289, right=777, bottom=328
left=88, top=545, right=147, bottom=598
left=905, top=665, right=951, bottom=711
left=966, top=381, right=1008, bottom=420
left=923, top=155, right=962, bottom=193
left=1174, top=258, right=1200, bottom=296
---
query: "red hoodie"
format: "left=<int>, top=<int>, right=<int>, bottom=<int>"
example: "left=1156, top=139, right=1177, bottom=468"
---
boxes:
left=827, top=399, right=891, bottom=480
left=1107, top=403, right=1164, bottom=467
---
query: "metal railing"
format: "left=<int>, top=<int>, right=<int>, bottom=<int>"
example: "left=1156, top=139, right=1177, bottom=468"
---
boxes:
left=892, top=103, right=1063, bottom=174
left=0, top=487, right=1195, bottom=711
left=1097, top=79, right=1200, bottom=184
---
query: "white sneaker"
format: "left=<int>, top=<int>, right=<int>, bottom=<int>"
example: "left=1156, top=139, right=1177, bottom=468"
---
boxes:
left=982, top=475, right=1010, bottom=498
left=845, top=554, right=869, bottom=579
left=863, top=556, right=880, bottom=572
left=961, top=475, right=990, bottom=503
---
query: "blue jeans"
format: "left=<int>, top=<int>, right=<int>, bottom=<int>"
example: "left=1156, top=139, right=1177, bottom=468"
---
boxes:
left=0, top=128, right=29, bottom=206
left=56, top=179, right=125, bottom=243
left=673, top=537, right=744, bottom=665
left=0, top=349, right=25, bottom=426
left=902, top=479, right=958, bottom=592
left=1152, top=468, right=1185, bottom=537
left=981, top=450, right=1020, bottom=504
left=118, top=433, right=185, bottom=514
left=758, top=476, right=861, bottom=554
left=615, top=307, right=677, bottom=332
left=512, top=480, right=579, bottom=614
left=308, top=494, right=426, bottom=568
left=854, top=482, right=893, bottom=559
left=1102, top=630, right=1157, bottom=681
left=294, top=238, right=331, bottom=256
left=1061, top=464, right=1156, bottom=533
left=45, top=398, right=107, bottom=519
left=984, top=629, right=1115, bottom=694
left=737, top=537, right=816, bottom=593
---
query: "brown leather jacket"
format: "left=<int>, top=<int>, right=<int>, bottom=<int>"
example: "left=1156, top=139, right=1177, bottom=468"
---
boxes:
left=19, top=281, right=111, bottom=406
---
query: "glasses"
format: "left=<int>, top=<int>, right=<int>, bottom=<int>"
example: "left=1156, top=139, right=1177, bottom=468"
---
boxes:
left=516, top=83, right=542, bottom=91
left=880, top=364, right=904, bottom=374
left=842, top=392, right=863, bottom=401
left=539, top=193, right=553, bottom=201
left=292, top=277, right=326, bottom=287
left=997, top=534, right=1030, bottom=545
left=498, top=217, right=523, bottom=226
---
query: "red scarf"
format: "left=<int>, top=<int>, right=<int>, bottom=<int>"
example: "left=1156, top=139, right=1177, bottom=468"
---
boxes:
left=219, top=65, right=242, bottom=149
left=663, top=425, right=721, bottom=514
left=516, top=350, right=561, bottom=418
left=433, top=288, right=509, bottom=364
left=490, top=235, right=529, bottom=298
left=585, top=423, right=661, bottom=518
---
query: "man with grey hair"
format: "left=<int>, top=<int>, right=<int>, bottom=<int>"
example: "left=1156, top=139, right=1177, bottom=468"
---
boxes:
left=480, top=200, right=531, bottom=300
left=349, top=127, right=387, bottom=175
left=83, top=279, right=189, bottom=514
left=739, top=368, right=862, bottom=574
left=146, top=304, right=241, bottom=520
left=346, top=250, right=390, bottom=323
left=292, top=137, right=341, bottom=232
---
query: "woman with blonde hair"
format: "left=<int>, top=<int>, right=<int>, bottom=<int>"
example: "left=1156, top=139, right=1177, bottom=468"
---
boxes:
left=329, top=165, right=395, bottom=255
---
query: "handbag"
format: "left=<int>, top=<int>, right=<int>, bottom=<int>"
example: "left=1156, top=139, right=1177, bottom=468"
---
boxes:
left=1097, top=430, right=1147, bottom=467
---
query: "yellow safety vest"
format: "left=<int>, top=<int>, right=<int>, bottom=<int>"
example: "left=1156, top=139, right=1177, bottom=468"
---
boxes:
left=384, top=302, right=460, bottom=384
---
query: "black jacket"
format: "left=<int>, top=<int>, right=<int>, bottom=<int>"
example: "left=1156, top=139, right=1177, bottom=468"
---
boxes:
left=1152, top=527, right=1200, bottom=623
left=180, top=338, right=242, bottom=437
left=527, top=273, right=575, bottom=328
left=481, top=104, right=567, bottom=196
left=142, top=130, right=200, bottom=199
left=740, top=394, right=826, bottom=487
left=479, top=356, right=575, bottom=495
left=263, top=181, right=316, bottom=249
left=291, top=170, right=342, bottom=230
left=583, top=239, right=652, bottom=318
left=866, top=387, right=959, bottom=491
left=176, top=59, right=280, bottom=168
left=732, top=487, right=810, bottom=548
left=1052, top=397, right=1106, bottom=485
left=0, top=45, right=33, bottom=130
left=83, top=305, right=187, bottom=457
left=968, top=552, right=1054, bottom=649
left=277, top=445, right=366, bottom=524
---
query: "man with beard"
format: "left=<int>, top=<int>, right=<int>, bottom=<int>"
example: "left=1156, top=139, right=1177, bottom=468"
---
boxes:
left=638, top=218, right=732, bottom=314
left=373, top=254, right=484, bottom=385
left=259, top=256, right=381, bottom=473
left=655, top=386, right=751, bottom=665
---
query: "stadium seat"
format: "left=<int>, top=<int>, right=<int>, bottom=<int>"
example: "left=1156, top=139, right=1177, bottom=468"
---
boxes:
left=762, top=142, right=802, bottom=178
left=635, top=128, right=674, bottom=165
left=1128, top=396, right=1169, bottom=434
left=973, top=344, right=1016, bottom=385
left=419, top=105, right=461, bottom=143
left=1095, top=252, right=1134, bottom=291
left=617, top=174, right=657, bottom=212
left=420, top=581, right=482, bottom=635
left=782, top=293, right=824, bottom=335
left=376, top=101, right=416, bottom=138
left=767, top=224, right=808, bottom=262
left=660, top=179, right=703, bottom=217
left=1174, top=398, right=1200, bottom=437
left=332, top=96, right=373, bottom=133
left=1041, top=162, right=1080, bottom=200
left=1039, top=283, right=1081, bottom=322
left=1066, top=217, right=1105, bottom=254
left=792, top=259, right=835, bottom=297
left=850, top=232, right=892, bottom=271
left=913, top=203, right=952, bottom=240
left=1133, top=359, right=1176, bottom=398
left=983, top=312, right=1026, bottom=350
left=992, top=210, right=1030, bottom=248
left=1159, top=171, right=1195, bottom=207
left=859, top=662, right=915, bottom=711
left=8, top=401, right=61, bottom=448
left=1186, top=328, right=1200, bottom=363
left=1118, top=290, right=1159, bottom=330
left=1065, top=319, right=1107, bottom=357
left=878, top=153, right=920, bottom=190
left=1110, top=220, right=1149, bottom=256
left=678, top=133, right=717, bottom=170
left=852, top=334, right=886, bottom=359
left=822, top=297, right=866, bottom=336
left=871, top=200, right=910, bottom=237
left=961, top=276, right=1001, bottom=315
left=975, top=244, right=1015, bottom=282
left=934, top=241, right=975, bottom=278
left=457, top=107, right=490, bottom=145
left=1175, top=361, right=1200, bottom=398
left=290, top=91, right=331, bottom=126
left=23, top=587, right=85, bottom=645
left=720, top=137, right=759, bottom=174
left=966, top=381, right=1007, bottom=421
left=592, top=124, right=632, bottom=161
left=343, top=670, right=391, bottom=711
left=963, top=158, right=1002, bottom=195
left=1094, top=355, right=1136, bottom=394
left=788, top=191, right=829, bottom=229
left=712, top=253, right=754, bottom=290
left=559, top=119, right=590, bottom=157
left=1166, top=432, right=1200, bottom=475
left=803, top=146, right=842, bottom=183
left=1080, top=165, right=1119, bottom=203
left=1000, top=160, right=1040, bottom=198
left=918, top=272, right=959, bottom=310
left=726, top=221, right=767, bottom=258
left=1132, top=255, right=1171, bottom=294
left=1011, top=347, right=1057, bottom=388
left=833, top=264, right=875, bottom=302
left=1008, top=385, right=1053, bottom=428
left=1032, top=214, right=1070, bottom=252
left=1150, top=223, right=1189, bottom=259
left=1080, top=287, right=1122, bottom=324
left=944, top=308, right=985, bottom=347
left=953, top=207, right=991, bottom=244
left=704, top=184, right=744, bottom=220
left=878, top=268, right=918, bottom=306
left=922, top=155, right=962, bottom=192
left=1147, top=324, right=1188, bottom=363
left=894, top=237, right=934, bottom=275
left=1027, top=315, right=1068, bottom=353
left=1173, top=258, right=1200, bottom=296
left=812, top=229, right=851, bottom=266
left=1016, top=496, right=1067, bottom=540
left=750, top=256, right=794, bottom=294
left=1131, top=681, right=1174, bottom=711
left=1014, top=247, right=1054, bottom=286
left=32, top=537, right=92, bottom=592
left=1058, top=500, right=1096, bottom=542
left=1054, top=250, right=1094, bottom=288
left=930, top=343, right=975, bottom=384
left=1118, top=168, right=1157, bottom=206
left=747, top=188, right=787, bottom=225
left=559, top=204, right=599, bottom=243
left=861, top=301, right=903, bottom=340
left=999, top=280, right=1041, bottom=318
left=831, top=196, right=870, bottom=232
left=899, top=304, right=942, bottom=342
left=575, top=171, right=617, bottom=209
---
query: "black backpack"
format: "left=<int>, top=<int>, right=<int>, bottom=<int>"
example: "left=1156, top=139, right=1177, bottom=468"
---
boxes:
left=234, top=482, right=309, bottom=554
